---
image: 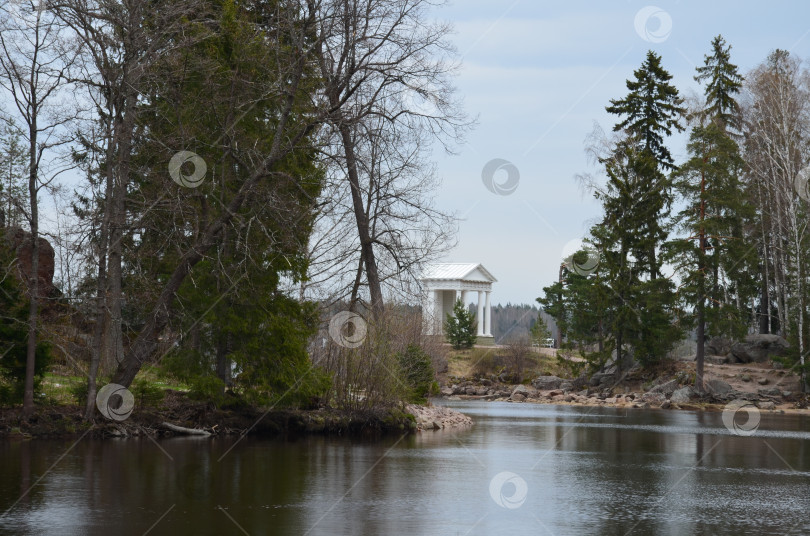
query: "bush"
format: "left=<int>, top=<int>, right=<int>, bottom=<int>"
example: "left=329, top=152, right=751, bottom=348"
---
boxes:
left=131, top=379, right=166, bottom=407
left=397, top=344, right=435, bottom=404
left=188, top=375, right=227, bottom=407
left=470, top=348, right=501, bottom=379
left=502, top=338, right=535, bottom=383
left=68, top=380, right=90, bottom=406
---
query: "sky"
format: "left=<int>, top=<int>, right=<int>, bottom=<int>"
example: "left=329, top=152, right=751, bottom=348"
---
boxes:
left=428, top=0, right=810, bottom=305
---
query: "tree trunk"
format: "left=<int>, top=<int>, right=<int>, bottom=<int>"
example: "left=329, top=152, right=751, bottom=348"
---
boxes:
left=759, top=260, right=770, bottom=334
left=695, top=297, right=706, bottom=393
left=84, top=129, right=116, bottom=419
left=215, top=335, right=231, bottom=389
left=22, top=127, right=38, bottom=418
left=337, top=121, right=384, bottom=318
left=695, top=167, right=706, bottom=394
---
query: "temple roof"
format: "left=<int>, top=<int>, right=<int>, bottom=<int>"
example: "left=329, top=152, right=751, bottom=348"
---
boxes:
left=421, top=263, right=497, bottom=283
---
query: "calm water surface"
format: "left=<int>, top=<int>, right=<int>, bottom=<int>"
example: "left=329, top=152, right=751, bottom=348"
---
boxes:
left=1, top=401, right=810, bottom=535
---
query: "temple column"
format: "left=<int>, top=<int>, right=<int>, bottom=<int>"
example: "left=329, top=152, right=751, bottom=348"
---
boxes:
left=424, top=288, right=435, bottom=335
left=484, top=290, right=492, bottom=336
left=477, top=291, right=485, bottom=336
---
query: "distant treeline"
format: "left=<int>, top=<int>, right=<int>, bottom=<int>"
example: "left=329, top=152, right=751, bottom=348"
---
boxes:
left=466, top=303, right=557, bottom=344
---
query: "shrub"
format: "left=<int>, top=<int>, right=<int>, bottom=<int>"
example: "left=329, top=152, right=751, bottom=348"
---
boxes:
left=188, top=375, right=227, bottom=407
left=68, top=380, right=90, bottom=406
left=502, top=338, right=535, bottom=383
left=397, top=344, right=435, bottom=404
left=470, top=348, right=501, bottom=379
left=131, top=379, right=166, bottom=407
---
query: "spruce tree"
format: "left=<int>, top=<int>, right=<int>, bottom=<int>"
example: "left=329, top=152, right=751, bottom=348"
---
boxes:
left=445, top=299, right=477, bottom=349
left=694, top=35, right=743, bottom=132
left=589, top=144, right=681, bottom=371
left=670, top=36, right=755, bottom=392
left=606, top=50, right=685, bottom=279
left=606, top=50, right=685, bottom=172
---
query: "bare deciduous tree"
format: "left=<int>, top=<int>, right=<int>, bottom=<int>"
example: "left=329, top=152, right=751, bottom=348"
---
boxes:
left=0, top=0, right=81, bottom=415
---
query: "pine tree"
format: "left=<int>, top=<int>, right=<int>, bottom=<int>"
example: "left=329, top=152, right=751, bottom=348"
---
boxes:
left=445, top=299, right=477, bottom=349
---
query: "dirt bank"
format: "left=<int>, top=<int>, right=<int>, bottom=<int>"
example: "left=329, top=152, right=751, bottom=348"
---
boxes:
left=0, top=390, right=462, bottom=439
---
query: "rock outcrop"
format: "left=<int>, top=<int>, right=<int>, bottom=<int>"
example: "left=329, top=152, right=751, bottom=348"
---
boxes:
left=730, top=334, right=789, bottom=363
left=405, top=404, right=473, bottom=431
left=532, top=376, right=564, bottom=390
left=2, top=226, right=57, bottom=299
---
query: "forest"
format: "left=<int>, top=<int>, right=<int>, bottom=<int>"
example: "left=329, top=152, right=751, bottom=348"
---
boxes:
left=538, top=36, right=810, bottom=393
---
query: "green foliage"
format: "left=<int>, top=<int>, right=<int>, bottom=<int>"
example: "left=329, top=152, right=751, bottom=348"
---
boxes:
left=129, top=0, right=327, bottom=409
left=530, top=314, right=551, bottom=345
left=694, top=35, right=743, bottom=131
left=445, top=299, right=477, bottom=349
left=188, top=376, right=227, bottom=407
left=606, top=49, right=685, bottom=172
left=0, top=234, right=52, bottom=406
left=541, top=52, right=687, bottom=373
left=130, top=379, right=165, bottom=407
left=68, top=380, right=89, bottom=406
left=666, top=37, right=754, bottom=387
left=396, top=344, right=435, bottom=404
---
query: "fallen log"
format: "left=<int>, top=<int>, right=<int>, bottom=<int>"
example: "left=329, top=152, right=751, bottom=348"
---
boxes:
left=161, top=422, right=211, bottom=436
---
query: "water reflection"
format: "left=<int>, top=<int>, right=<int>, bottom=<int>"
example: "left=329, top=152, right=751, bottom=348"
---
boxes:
left=1, top=402, right=809, bottom=535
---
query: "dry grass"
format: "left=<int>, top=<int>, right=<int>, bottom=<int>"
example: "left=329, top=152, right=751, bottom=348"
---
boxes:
left=444, top=345, right=564, bottom=381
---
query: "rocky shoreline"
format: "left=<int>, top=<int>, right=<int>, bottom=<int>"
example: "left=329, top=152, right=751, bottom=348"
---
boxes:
left=438, top=365, right=808, bottom=414
left=405, top=403, right=474, bottom=430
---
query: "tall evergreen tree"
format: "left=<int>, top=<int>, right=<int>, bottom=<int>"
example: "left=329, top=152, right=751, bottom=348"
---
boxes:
left=694, top=35, right=744, bottom=131
left=606, top=50, right=685, bottom=172
left=605, top=51, right=685, bottom=279
left=123, top=0, right=326, bottom=405
left=590, top=144, right=682, bottom=371
left=670, top=36, right=755, bottom=392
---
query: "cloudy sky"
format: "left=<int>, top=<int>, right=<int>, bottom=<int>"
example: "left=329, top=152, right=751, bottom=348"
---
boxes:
left=429, top=1, right=810, bottom=305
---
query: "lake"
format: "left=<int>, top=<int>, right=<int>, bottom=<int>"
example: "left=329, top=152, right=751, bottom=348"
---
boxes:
left=2, top=401, right=809, bottom=535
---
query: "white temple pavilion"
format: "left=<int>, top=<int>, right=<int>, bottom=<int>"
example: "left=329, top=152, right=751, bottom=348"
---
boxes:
left=421, top=263, right=497, bottom=342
